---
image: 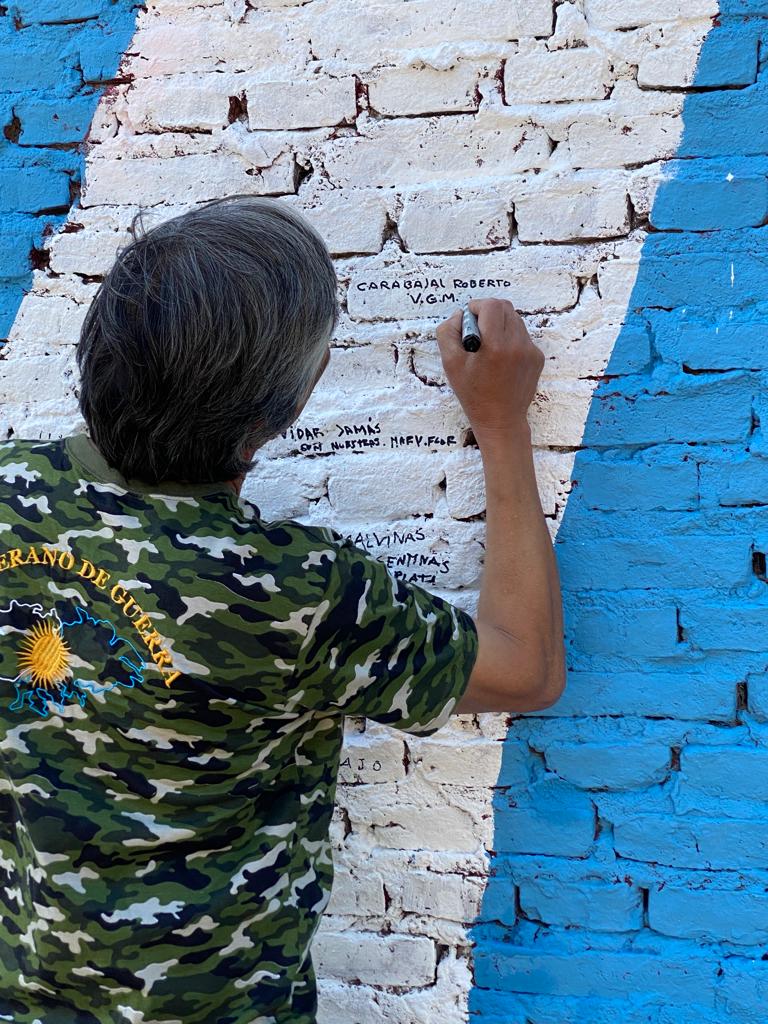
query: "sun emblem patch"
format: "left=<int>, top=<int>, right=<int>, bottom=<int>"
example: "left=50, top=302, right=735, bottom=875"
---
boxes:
left=16, top=617, right=73, bottom=689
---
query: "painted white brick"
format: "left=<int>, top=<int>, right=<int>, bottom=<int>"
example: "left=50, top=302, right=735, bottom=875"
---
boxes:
left=319, top=110, right=552, bottom=188
left=338, top=731, right=408, bottom=785
left=530, top=381, right=596, bottom=447
left=307, top=1, right=554, bottom=62
left=585, top=0, right=717, bottom=29
left=241, top=457, right=329, bottom=519
left=398, top=187, right=510, bottom=253
left=546, top=2, right=590, bottom=51
left=567, top=113, right=684, bottom=169
left=48, top=226, right=130, bottom=276
left=81, top=151, right=295, bottom=207
left=408, top=738, right=503, bottom=787
left=312, top=931, right=436, bottom=987
left=125, top=17, right=308, bottom=76
left=317, top=951, right=472, bottom=1024
left=283, top=189, right=388, bottom=255
left=515, top=175, right=630, bottom=242
left=345, top=801, right=484, bottom=852
left=368, top=64, right=479, bottom=117
left=443, top=448, right=486, bottom=520
left=400, top=871, right=484, bottom=922
left=120, top=74, right=238, bottom=131
left=246, top=77, right=357, bottom=130
left=6, top=295, right=87, bottom=352
left=327, top=452, right=444, bottom=519
left=505, top=46, right=613, bottom=103
left=325, top=868, right=387, bottom=916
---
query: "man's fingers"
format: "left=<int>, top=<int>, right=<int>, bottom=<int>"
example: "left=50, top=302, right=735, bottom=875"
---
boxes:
left=436, top=307, right=465, bottom=358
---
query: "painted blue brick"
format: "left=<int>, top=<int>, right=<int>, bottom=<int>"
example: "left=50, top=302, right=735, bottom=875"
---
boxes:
left=473, top=944, right=718, bottom=1003
left=587, top=377, right=752, bottom=446
left=0, top=218, right=38, bottom=279
left=11, top=0, right=107, bottom=25
left=0, top=28, right=80, bottom=91
left=679, top=744, right=768, bottom=800
left=518, top=879, right=643, bottom=932
left=698, top=451, right=768, bottom=507
left=650, top=885, right=768, bottom=945
left=680, top=600, right=768, bottom=651
left=631, top=228, right=768, bottom=308
left=651, top=167, right=768, bottom=231
left=717, top=962, right=768, bottom=1021
left=538, top=670, right=736, bottom=721
left=676, top=83, right=768, bottom=158
left=557, top=534, right=750, bottom=590
left=747, top=671, right=768, bottom=720
left=543, top=742, right=671, bottom=791
left=690, top=24, right=759, bottom=86
left=493, top=779, right=595, bottom=857
left=77, top=22, right=133, bottom=81
left=564, top=598, right=678, bottom=658
left=569, top=449, right=698, bottom=511
left=14, top=95, right=99, bottom=146
left=0, top=0, right=138, bottom=342
left=650, top=309, right=768, bottom=370
left=0, top=164, right=71, bottom=214
left=612, top=813, right=768, bottom=869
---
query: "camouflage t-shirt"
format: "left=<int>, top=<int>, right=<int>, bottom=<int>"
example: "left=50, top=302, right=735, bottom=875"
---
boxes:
left=0, top=431, right=479, bottom=1024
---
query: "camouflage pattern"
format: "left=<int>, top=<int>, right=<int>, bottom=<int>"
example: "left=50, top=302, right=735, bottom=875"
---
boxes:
left=0, top=431, right=479, bottom=1024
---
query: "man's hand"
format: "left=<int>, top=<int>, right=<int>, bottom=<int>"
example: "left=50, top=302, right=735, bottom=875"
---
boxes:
left=436, top=297, right=545, bottom=442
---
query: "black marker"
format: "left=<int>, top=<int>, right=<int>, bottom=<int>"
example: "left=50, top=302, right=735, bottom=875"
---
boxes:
left=461, top=306, right=481, bottom=352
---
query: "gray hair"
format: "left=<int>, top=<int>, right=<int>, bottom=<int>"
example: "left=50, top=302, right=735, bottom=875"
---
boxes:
left=75, top=194, right=339, bottom=484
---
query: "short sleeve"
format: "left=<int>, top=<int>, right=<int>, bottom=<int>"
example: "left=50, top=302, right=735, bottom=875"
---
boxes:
left=292, top=526, right=479, bottom=736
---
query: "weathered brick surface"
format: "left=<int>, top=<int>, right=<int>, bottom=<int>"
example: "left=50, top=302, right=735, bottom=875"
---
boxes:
left=1, top=2, right=764, bottom=1022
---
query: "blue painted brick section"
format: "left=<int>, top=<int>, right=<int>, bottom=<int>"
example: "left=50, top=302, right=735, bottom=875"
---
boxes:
left=474, top=945, right=717, bottom=1003
left=15, top=96, right=100, bottom=146
left=612, top=813, right=768, bottom=870
left=0, top=35, right=81, bottom=92
left=747, top=672, right=768, bottom=719
left=650, top=886, right=768, bottom=945
left=0, top=165, right=71, bottom=215
left=540, top=670, right=736, bottom=721
left=699, top=451, right=768, bottom=506
left=652, top=160, right=768, bottom=232
left=679, top=745, right=768, bottom=801
left=676, top=82, right=768, bottom=158
left=564, top=598, right=678, bottom=657
left=493, top=779, right=595, bottom=857
left=0, top=1, right=138, bottom=341
left=632, top=233, right=768, bottom=309
left=587, top=377, right=751, bottom=446
left=11, top=0, right=107, bottom=25
left=557, top=534, right=750, bottom=590
left=650, top=308, right=768, bottom=370
left=570, top=448, right=698, bottom=511
left=518, top=879, right=643, bottom=932
left=690, top=24, right=760, bottom=86
left=543, top=743, right=671, bottom=791
left=680, top=600, right=768, bottom=651
left=78, top=22, right=134, bottom=81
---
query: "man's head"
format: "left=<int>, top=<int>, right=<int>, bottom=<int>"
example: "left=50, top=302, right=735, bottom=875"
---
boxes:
left=75, top=194, right=339, bottom=486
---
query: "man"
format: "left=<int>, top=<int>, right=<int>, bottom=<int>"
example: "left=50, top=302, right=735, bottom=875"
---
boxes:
left=0, top=195, right=565, bottom=1024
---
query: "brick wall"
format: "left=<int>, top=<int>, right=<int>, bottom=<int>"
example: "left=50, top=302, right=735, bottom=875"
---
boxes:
left=2, top=1, right=766, bottom=1021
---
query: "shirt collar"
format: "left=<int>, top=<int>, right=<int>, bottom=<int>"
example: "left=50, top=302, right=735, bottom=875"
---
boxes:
left=63, top=431, right=239, bottom=502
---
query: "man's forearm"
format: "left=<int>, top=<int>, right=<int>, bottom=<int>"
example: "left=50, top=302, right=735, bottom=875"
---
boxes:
left=475, top=420, right=566, bottom=691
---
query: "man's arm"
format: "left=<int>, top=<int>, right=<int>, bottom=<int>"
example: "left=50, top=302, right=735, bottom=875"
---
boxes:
left=436, top=298, right=566, bottom=715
